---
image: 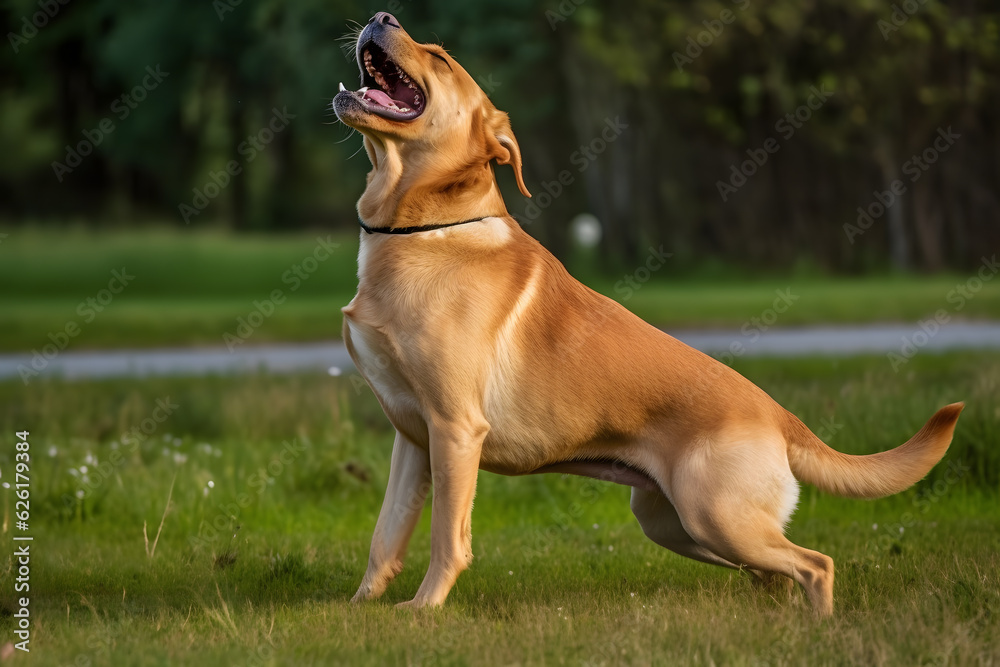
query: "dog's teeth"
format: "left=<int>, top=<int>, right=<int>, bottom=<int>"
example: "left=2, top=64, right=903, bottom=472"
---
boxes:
left=338, top=82, right=346, bottom=92
left=358, top=87, right=368, bottom=94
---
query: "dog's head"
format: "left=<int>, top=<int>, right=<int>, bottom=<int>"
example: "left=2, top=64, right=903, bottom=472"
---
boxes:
left=333, top=13, right=530, bottom=227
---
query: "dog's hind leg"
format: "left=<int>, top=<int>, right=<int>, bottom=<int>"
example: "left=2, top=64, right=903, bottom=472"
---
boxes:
left=632, top=485, right=795, bottom=593
left=668, top=442, right=834, bottom=616
left=630, top=486, right=741, bottom=570
left=352, top=431, right=431, bottom=603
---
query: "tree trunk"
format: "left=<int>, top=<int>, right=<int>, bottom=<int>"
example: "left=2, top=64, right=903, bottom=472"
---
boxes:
left=228, top=82, right=248, bottom=231
left=875, top=139, right=910, bottom=271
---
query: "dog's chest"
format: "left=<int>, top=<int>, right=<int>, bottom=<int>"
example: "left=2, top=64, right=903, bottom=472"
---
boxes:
left=343, top=305, right=422, bottom=432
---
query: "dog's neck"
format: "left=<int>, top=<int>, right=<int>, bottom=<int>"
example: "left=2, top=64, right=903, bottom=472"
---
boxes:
left=356, top=133, right=509, bottom=230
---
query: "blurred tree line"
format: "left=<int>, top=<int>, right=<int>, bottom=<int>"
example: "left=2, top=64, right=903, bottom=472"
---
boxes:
left=2, top=0, right=998, bottom=272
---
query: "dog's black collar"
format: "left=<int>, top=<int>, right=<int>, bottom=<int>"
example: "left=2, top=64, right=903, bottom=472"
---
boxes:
left=358, top=216, right=486, bottom=235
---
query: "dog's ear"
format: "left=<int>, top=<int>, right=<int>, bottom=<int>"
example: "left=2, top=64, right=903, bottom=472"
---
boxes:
left=485, top=110, right=531, bottom=198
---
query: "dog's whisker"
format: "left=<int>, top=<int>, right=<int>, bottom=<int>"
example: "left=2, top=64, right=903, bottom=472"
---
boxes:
left=336, top=125, right=359, bottom=143
left=348, top=141, right=365, bottom=159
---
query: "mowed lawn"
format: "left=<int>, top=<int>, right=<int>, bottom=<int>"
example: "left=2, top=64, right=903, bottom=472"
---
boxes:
left=1, top=352, right=998, bottom=665
left=2, top=227, right=999, bottom=351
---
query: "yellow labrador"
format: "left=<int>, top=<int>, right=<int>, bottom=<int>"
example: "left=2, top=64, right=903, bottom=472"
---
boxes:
left=333, top=12, right=963, bottom=615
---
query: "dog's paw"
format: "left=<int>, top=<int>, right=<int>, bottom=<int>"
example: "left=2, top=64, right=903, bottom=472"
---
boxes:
left=396, top=595, right=442, bottom=610
left=351, top=581, right=382, bottom=603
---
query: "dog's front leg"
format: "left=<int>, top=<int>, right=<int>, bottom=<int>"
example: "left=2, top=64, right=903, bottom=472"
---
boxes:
left=352, top=431, right=431, bottom=603
left=399, top=417, right=488, bottom=608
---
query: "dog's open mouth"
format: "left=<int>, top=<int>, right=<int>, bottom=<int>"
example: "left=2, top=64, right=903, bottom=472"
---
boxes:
left=339, top=42, right=425, bottom=121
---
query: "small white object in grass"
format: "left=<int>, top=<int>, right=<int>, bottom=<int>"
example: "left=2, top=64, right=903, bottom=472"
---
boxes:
left=592, top=523, right=599, bottom=529
left=872, top=523, right=878, bottom=530
left=68, top=468, right=79, bottom=477
left=48, top=446, right=58, bottom=457
left=208, top=480, right=215, bottom=488
left=80, top=465, right=88, bottom=474
left=76, top=489, right=84, bottom=499
left=899, top=526, right=904, bottom=535
left=173, top=453, right=188, bottom=465
left=84, top=452, right=95, bottom=465
left=2, top=482, right=9, bottom=489
left=328, top=366, right=342, bottom=377
left=571, top=213, right=602, bottom=248
left=508, top=571, right=513, bottom=575
left=608, top=545, right=614, bottom=552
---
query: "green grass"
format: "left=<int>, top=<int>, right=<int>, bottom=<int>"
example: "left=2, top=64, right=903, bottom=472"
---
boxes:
left=2, top=226, right=999, bottom=351
left=0, top=352, right=998, bottom=664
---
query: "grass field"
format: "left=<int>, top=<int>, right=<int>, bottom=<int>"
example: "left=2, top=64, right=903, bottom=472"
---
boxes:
left=1, top=352, right=998, bottom=665
left=2, top=227, right=999, bottom=351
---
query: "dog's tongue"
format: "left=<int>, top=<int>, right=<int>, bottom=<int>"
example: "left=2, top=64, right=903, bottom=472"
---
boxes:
left=364, top=89, right=394, bottom=107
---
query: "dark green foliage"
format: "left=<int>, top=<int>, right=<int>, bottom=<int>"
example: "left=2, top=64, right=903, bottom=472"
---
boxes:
left=2, top=1, right=998, bottom=271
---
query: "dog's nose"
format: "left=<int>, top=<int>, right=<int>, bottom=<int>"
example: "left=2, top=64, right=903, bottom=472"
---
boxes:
left=369, top=12, right=400, bottom=28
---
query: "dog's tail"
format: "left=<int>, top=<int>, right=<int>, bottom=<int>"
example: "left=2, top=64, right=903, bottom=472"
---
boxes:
left=784, top=403, right=964, bottom=499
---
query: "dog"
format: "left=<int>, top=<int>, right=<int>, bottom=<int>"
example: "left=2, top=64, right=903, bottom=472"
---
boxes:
left=333, top=12, right=963, bottom=616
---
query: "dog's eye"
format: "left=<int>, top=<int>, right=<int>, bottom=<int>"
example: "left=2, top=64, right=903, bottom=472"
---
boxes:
left=430, top=51, right=451, bottom=69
